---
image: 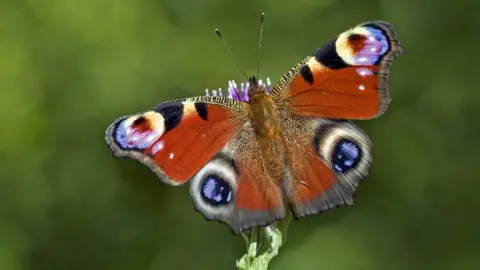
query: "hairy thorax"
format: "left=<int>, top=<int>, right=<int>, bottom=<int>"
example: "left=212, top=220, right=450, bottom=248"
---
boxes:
left=248, top=91, right=286, bottom=182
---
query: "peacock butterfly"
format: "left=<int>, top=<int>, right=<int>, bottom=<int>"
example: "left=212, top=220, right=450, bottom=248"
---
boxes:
left=105, top=16, right=404, bottom=234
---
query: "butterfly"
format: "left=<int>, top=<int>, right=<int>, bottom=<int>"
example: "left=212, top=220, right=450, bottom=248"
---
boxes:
left=105, top=19, right=403, bottom=234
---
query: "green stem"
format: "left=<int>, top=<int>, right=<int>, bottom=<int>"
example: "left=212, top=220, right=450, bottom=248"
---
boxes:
left=236, top=211, right=292, bottom=270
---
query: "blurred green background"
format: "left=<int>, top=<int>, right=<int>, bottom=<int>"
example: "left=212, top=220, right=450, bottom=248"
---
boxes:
left=1, top=0, right=479, bottom=269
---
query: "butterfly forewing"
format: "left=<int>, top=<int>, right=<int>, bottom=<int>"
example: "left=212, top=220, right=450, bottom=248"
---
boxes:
left=105, top=96, right=248, bottom=185
left=272, top=21, right=404, bottom=120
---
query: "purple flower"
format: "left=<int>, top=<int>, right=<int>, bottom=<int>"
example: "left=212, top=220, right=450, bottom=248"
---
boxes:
left=205, top=77, right=272, bottom=103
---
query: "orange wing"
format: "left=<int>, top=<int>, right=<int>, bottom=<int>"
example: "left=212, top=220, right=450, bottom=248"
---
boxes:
left=105, top=96, right=247, bottom=186
left=276, top=21, right=403, bottom=218
left=271, top=21, right=404, bottom=119
left=188, top=122, right=285, bottom=234
left=281, top=117, right=373, bottom=218
left=106, top=96, right=286, bottom=234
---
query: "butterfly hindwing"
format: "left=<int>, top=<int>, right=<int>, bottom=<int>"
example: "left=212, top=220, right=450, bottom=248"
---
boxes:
left=189, top=122, right=285, bottom=234
left=272, top=21, right=404, bottom=120
left=105, top=96, right=247, bottom=185
left=281, top=116, right=372, bottom=218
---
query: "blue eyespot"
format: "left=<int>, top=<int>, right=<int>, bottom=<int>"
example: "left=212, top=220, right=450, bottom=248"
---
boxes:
left=331, top=139, right=362, bottom=173
left=350, top=27, right=389, bottom=66
left=201, top=176, right=233, bottom=206
left=113, top=117, right=161, bottom=150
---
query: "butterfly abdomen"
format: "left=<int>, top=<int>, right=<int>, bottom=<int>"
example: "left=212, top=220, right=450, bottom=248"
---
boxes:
left=248, top=92, right=286, bottom=183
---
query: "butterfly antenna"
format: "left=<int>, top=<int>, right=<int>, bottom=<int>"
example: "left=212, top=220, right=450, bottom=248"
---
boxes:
left=215, top=29, right=249, bottom=80
left=256, top=12, right=265, bottom=80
